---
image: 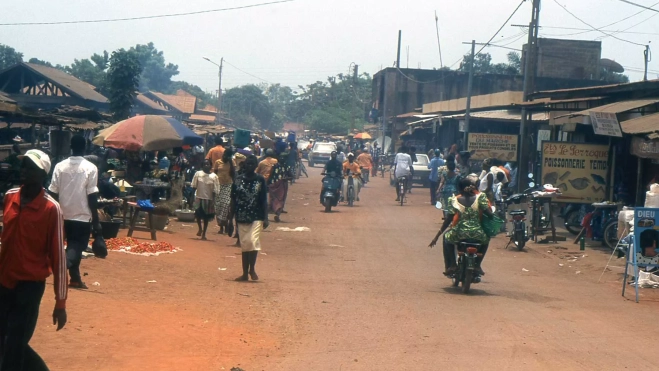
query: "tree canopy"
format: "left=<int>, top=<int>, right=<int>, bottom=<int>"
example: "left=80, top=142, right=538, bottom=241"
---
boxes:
left=459, top=52, right=521, bottom=75
left=0, top=44, right=23, bottom=70
left=107, top=49, right=142, bottom=120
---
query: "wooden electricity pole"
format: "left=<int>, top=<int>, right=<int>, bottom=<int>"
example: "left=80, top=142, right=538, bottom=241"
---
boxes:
left=518, top=0, right=541, bottom=192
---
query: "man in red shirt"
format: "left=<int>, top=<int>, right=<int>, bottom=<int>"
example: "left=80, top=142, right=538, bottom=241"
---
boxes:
left=0, top=149, right=67, bottom=370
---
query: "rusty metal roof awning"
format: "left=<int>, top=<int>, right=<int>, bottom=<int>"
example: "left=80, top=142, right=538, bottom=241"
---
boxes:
left=407, top=115, right=439, bottom=127
left=442, top=110, right=549, bottom=122
left=620, top=113, right=659, bottom=135
left=551, top=99, right=659, bottom=125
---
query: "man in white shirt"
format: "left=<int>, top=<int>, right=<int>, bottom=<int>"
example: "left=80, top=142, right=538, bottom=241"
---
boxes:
left=48, top=135, right=100, bottom=290
left=394, top=146, right=412, bottom=202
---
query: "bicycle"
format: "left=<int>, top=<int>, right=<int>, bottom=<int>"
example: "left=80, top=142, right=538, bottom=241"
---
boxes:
left=397, top=176, right=407, bottom=206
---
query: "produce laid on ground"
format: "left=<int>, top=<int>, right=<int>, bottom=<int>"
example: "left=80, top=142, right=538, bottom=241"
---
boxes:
left=105, top=237, right=180, bottom=256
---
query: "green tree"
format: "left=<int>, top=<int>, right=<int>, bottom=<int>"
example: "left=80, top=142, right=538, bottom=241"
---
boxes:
left=600, top=68, right=629, bottom=83
left=66, top=52, right=109, bottom=93
left=129, top=43, right=179, bottom=92
left=107, top=49, right=142, bottom=120
left=459, top=52, right=520, bottom=75
left=0, top=44, right=23, bottom=70
left=223, top=85, right=275, bottom=130
left=305, top=105, right=354, bottom=134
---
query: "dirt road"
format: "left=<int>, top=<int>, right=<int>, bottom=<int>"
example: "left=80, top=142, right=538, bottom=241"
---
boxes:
left=32, top=163, right=659, bottom=370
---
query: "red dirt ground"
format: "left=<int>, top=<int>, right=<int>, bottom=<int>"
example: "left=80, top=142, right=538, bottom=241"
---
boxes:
left=30, top=163, right=659, bottom=370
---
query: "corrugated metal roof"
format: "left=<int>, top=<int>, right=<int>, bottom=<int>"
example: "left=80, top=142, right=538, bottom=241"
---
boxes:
left=442, top=110, right=549, bottom=122
left=186, top=114, right=216, bottom=122
left=407, top=115, right=439, bottom=126
left=0, top=91, right=16, bottom=103
left=149, top=92, right=196, bottom=114
left=24, top=63, right=108, bottom=103
left=136, top=93, right=169, bottom=112
left=531, top=79, right=659, bottom=99
left=620, top=113, right=659, bottom=134
left=554, top=99, right=659, bottom=119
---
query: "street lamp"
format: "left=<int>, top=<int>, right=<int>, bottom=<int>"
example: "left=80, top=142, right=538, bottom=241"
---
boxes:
left=203, top=56, right=223, bottom=122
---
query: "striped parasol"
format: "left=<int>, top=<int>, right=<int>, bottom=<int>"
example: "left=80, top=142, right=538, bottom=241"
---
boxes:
left=93, top=115, right=203, bottom=151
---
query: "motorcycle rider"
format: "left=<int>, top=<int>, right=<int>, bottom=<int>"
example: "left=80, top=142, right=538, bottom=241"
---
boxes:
left=393, top=146, right=412, bottom=202
left=320, top=151, right=342, bottom=204
left=429, top=174, right=493, bottom=276
left=342, top=153, right=362, bottom=202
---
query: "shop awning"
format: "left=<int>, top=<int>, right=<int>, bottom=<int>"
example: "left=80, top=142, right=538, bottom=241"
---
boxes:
left=406, top=115, right=439, bottom=127
left=620, top=112, right=659, bottom=135
left=442, top=110, right=548, bottom=122
left=554, top=99, right=659, bottom=120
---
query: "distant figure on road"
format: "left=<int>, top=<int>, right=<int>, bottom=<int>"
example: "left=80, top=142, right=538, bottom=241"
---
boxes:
left=232, top=155, right=269, bottom=281
left=192, top=159, right=220, bottom=240
left=342, top=153, right=362, bottom=202
left=205, top=136, right=225, bottom=167
left=0, top=149, right=67, bottom=370
left=430, top=175, right=493, bottom=276
left=48, top=135, right=100, bottom=290
left=393, top=146, right=412, bottom=202
left=213, top=148, right=236, bottom=235
left=428, top=149, right=445, bottom=205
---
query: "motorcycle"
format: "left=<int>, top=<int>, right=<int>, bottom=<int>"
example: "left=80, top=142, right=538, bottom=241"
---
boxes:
left=450, top=241, right=482, bottom=294
left=345, top=170, right=357, bottom=207
left=504, top=191, right=532, bottom=251
left=320, top=171, right=341, bottom=212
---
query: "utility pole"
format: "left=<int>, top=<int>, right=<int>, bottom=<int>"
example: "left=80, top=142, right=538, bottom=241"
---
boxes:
left=644, top=44, right=650, bottom=81
left=203, top=56, right=224, bottom=123
left=517, top=0, right=541, bottom=192
left=463, top=40, right=476, bottom=145
left=217, top=57, right=224, bottom=121
left=397, top=30, right=402, bottom=68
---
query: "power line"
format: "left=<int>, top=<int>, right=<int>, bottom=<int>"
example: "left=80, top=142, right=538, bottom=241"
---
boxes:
left=618, top=0, right=659, bottom=12
left=551, top=0, right=647, bottom=46
left=222, top=60, right=271, bottom=83
left=0, top=0, right=294, bottom=26
left=393, top=0, right=526, bottom=85
left=474, top=0, right=526, bottom=56
left=596, top=11, right=659, bottom=41
left=538, top=26, right=659, bottom=36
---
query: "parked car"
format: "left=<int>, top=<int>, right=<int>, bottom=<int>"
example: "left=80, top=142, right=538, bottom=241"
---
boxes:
left=389, top=154, right=431, bottom=188
left=308, top=142, right=337, bottom=167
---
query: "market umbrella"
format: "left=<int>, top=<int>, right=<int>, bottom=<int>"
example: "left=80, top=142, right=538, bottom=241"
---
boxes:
left=354, top=132, right=372, bottom=140
left=93, top=115, right=203, bottom=151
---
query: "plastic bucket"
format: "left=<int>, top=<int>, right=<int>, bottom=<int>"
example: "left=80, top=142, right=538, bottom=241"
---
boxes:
left=100, top=220, right=121, bottom=239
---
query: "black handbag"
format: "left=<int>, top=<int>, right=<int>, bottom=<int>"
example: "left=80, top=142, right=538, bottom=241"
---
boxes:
left=92, top=234, right=108, bottom=259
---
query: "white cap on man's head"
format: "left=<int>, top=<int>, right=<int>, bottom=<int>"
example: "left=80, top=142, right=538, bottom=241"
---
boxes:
left=20, top=149, right=51, bottom=174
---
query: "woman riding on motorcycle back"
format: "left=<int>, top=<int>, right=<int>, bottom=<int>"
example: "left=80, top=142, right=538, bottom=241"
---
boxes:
left=429, top=174, right=493, bottom=276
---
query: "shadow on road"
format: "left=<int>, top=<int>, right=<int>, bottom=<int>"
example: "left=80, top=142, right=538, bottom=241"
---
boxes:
left=438, top=287, right=497, bottom=297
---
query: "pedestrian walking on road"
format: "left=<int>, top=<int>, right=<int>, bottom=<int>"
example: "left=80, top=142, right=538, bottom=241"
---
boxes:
left=268, top=161, right=289, bottom=223
left=48, top=135, right=100, bottom=290
left=0, top=150, right=67, bottom=371
left=213, top=148, right=236, bottom=234
left=192, top=159, right=220, bottom=240
left=438, top=160, right=459, bottom=215
left=205, top=136, right=225, bottom=166
left=428, top=149, right=445, bottom=205
left=232, top=155, right=269, bottom=281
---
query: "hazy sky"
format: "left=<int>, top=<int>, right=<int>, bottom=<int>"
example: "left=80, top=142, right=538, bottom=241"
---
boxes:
left=2, top=0, right=658, bottom=94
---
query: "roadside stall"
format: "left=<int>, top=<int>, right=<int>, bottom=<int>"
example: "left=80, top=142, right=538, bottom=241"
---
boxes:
left=93, top=115, right=203, bottom=240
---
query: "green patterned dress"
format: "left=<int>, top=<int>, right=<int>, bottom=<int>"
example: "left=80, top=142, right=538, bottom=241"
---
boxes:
left=445, top=193, right=490, bottom=244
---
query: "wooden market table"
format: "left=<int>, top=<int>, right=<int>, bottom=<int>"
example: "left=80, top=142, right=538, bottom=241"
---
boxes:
left=126, top=201, right=157, bottom=241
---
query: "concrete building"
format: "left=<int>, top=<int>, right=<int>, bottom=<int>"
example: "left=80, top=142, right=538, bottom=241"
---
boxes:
left=523, top=38, right=602, bottom=80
